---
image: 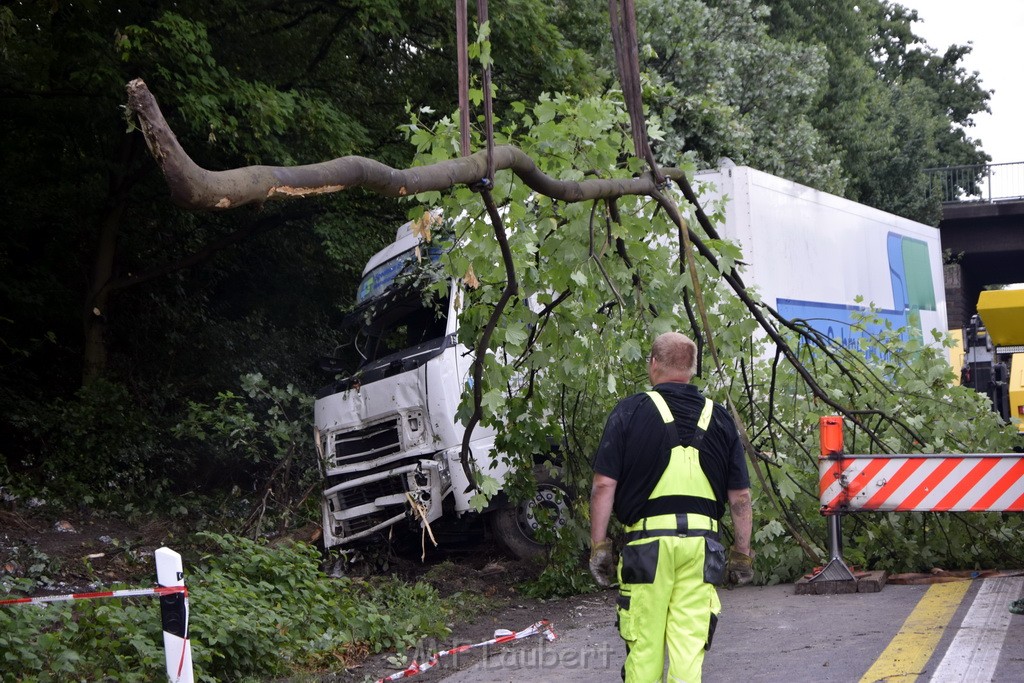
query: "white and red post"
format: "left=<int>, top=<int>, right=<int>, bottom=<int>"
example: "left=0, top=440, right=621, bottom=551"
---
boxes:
left=155, top=547, right=194, bottom=683
left=1, top=546, right=194, bottom=681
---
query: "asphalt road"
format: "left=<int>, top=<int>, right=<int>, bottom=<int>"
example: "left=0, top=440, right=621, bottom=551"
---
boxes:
left=437, top=577, right=1024, bottom=682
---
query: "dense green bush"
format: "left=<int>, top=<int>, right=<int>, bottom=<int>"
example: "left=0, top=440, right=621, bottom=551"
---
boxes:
left=173, top=373, right=318, bottom=535
left=0, top=534, right=451, bottom=681
left=6, top=378, right=172, bottom=508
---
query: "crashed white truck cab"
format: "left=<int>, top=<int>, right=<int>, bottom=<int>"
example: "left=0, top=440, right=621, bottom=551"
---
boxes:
left=314, top=220, right=563, bottom=559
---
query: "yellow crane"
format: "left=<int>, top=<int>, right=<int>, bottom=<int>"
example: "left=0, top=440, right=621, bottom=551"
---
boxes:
left=972, top=288, right=1024, bottom=434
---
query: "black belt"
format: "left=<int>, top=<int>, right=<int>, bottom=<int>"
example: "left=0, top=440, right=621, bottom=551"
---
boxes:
left=623, top=512, right=720, bottom=544
left=624, top=528, right=719, bottom=543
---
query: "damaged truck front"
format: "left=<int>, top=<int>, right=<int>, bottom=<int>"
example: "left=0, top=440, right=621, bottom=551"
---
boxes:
left=314, top=219, right=568, bottom=559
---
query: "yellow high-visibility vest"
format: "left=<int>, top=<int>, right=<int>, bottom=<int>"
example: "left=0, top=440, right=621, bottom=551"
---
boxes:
left=644, top=390, right=716, bottom=504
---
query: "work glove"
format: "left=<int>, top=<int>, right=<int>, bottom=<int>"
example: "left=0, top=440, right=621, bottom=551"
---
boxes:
left=726, top=546, right=754, bottom=586
left=589, top=539, right=616, bottom=588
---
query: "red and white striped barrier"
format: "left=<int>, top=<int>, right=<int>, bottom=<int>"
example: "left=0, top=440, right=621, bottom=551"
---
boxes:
left=1, top=546, right=194, bottom=683
left=375, top=619, right=558, bottom=682
left=810, top=416, right=1024, bottom=585
left=819, top=453, right=1024, bottom=513
left=817, top=415, right=1024, bottom=514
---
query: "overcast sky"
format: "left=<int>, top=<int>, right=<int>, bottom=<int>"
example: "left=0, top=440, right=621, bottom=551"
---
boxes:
left=901, top=1, right=1024, bottom=165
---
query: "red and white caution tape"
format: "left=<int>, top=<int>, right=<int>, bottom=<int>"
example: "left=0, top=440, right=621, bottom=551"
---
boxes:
left=4, top=588, right=557, bottom=683
left=375, top=619, right=558, bottom=683
left=0, top=585, right=186, bottom=607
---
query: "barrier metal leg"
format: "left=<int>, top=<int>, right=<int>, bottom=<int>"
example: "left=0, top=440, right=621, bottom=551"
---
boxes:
left=155, top=547, right=194, bottom=683
left=808, top=513, right=855, bottom=583
left=813, top=416, right=855, bottom=583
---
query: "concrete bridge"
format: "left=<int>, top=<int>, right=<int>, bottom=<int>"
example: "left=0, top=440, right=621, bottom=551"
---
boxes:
left=928, top=162, right=1024, bottom=328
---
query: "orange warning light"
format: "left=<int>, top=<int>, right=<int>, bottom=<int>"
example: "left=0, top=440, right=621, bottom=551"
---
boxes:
left=819, top=416, right=844, bottom=456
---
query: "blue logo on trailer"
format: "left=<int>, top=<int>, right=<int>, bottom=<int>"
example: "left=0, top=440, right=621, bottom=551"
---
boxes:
left=777, top=233, right=936, bottom=354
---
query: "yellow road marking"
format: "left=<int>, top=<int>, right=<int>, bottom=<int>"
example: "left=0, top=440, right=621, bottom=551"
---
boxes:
left=859, top=581, right=971, bottom=683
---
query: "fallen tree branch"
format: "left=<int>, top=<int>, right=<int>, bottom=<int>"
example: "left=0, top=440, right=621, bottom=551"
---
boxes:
left=459, top=188, right=519, bottom=492
left=126, top=78, right=687, bottom=212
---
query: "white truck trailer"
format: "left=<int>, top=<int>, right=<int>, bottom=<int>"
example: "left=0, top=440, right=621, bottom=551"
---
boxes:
left=314, top=166, right=948, bottom=557
left=693, top=166, right=948, bottom=351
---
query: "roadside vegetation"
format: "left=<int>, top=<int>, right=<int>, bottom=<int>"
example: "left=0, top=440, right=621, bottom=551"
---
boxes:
left=1, top=533, right=459, bottom=682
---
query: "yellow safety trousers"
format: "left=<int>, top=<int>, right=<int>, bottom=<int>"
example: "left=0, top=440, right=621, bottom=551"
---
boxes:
left=617, top=536, right=721, bottom=683
left=616, top=391, right=722, bottom=683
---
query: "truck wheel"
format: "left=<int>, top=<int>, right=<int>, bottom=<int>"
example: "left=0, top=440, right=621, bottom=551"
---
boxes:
left=489, top=477, right=571, bottom=562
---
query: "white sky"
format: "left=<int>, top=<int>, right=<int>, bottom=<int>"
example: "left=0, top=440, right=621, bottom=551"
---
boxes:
left=900, top=1, right=1024, bottom=165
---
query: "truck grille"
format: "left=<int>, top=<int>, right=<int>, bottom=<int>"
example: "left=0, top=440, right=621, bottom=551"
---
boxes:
left=336, top=474, right=407, bottom=510
left=330, top=418, right=401, bottom=468
left=343, top=512, right=398, bottom=537
left=326, top=465, right=411, bottom=540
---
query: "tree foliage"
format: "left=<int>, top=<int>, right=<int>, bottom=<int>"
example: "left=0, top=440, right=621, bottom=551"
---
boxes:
left=744, top=311, right=1022, bottom=581
left=637, top=0, right=845, bottom=192
left=0, top=0, right=591, bottom=502
left=763, top=0, right=991, bottom=222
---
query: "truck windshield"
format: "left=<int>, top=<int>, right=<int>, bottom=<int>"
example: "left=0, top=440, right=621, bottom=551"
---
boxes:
left=357, top=288, right=450, bottom=364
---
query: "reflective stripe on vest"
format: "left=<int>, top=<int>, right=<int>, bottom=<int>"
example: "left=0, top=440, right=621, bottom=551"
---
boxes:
left=645, top=391, right=716, bottom=504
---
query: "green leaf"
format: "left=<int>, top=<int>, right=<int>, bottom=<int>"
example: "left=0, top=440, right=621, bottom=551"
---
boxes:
left=504, top=322, right=528, bottom=347
left=481, top=388, right=505, bottom=413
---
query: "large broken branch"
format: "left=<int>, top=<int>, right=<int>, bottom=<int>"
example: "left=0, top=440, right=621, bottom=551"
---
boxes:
left=126, top=78, right=683, bottom=211
left=125, top=76, right=883, bottom=447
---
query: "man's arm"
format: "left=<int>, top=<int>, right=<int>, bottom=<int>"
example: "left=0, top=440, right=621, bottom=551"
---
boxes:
left=590, top=473, right=618, bottom=546
left=727, top=488, right=753, bottom=556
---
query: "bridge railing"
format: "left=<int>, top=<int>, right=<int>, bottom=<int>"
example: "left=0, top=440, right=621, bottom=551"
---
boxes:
left=924, top=161, right=1024, bottom=203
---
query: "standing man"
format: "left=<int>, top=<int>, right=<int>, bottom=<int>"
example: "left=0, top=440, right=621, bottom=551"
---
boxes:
left=590, top=331, right=753, bottom=683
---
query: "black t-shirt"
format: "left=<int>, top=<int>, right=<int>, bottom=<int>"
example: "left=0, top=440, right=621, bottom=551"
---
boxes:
left=592, top=382, right=749, bottom=526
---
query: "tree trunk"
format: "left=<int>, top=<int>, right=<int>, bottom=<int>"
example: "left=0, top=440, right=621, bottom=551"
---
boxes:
left=82, top=134, right=139, bottom=385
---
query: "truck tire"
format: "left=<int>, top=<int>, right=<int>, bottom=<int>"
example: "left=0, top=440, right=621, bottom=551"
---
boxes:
left=489, top=475, right=571, bottom=562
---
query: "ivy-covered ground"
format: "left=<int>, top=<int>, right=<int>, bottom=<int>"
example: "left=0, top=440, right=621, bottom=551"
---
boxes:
left=0, top=505, right=610, bottom=682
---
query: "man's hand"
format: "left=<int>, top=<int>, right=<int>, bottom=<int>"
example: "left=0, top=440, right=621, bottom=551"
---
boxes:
left=726, top=546, right=754, bottom=586
left=589, top=539, right=616, bottom=587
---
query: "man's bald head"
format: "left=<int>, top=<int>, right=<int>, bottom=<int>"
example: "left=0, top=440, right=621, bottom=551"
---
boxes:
left=649, top=332, right=697, bottom=384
